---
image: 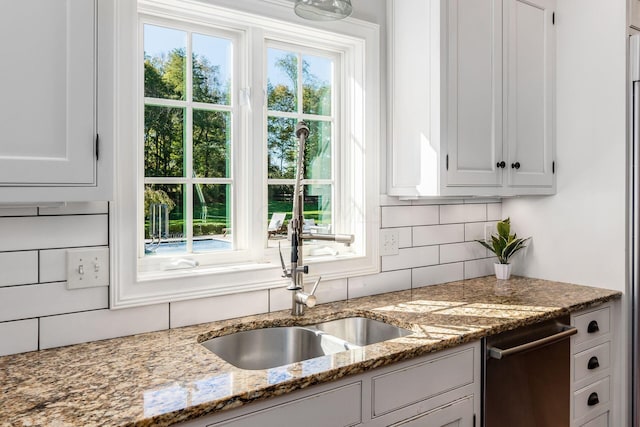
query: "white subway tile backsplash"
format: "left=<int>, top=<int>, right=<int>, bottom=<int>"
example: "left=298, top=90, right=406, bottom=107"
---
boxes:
left=40, top=304, right=169, bottom=350
left=269, top=287, right=292, bottom=312
left=0, top=282, right=108, bottom=322
left=0, top=197, right=503, bottom=356
left=440, top=242, right=488, bottom=264
left=464, top=258, right=495, bottom=279
left=413, top=224, right=464, bottom=247
left=487, top=203, right=502, bottom=221
left=382, top=246, right=439, bottom=271
left=0, top=251, right=38, bottom=287
left=312, top=278, right=348, bottom=305
left=397, top=227, right=412, bottom=248
left=381, top=206, right=439, bottom=228
left=440, top=204, right=487, bottom=224
left=169, top=290, right=269, bottom=328
left=348, top=269, right=411, bottom=299
left=0, top=319, right=38, bottom=356
left=412, top=263, right=464, bottom=288
left=39, top=249, right=67, bottom=283
left=39, top=202, right=109, bottom=216
left=465, top=222, right=498, bottom=242
left=0, top=215, right=108, bottom=251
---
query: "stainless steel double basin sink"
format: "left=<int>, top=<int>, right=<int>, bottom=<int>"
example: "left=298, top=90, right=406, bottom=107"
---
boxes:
left=201, top=317, right=413, bottom=370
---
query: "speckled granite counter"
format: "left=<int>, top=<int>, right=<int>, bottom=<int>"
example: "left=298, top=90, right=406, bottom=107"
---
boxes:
left=0, top=276, right=621, bottom=426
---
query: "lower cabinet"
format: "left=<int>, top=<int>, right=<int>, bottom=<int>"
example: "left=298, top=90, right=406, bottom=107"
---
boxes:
left=388, top=395, right=474, bottom=427
left=571, top=302, right=616, bottom=427
left=176, top=341, right=480, bottom=427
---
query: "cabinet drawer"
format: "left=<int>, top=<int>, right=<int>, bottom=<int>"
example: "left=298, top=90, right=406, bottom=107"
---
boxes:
left=208, top=382, right=362, bottom=427
left=574, top=342, right=610, bottom=383
left=573, top=377, right=610, bottom=421
left=580, top=411, right=609, bottom=427
left=388, top=395, right=474, bottom=427
left=371, top=346, right=474, bottom=417
left=573, top=306, right=610, bottom=347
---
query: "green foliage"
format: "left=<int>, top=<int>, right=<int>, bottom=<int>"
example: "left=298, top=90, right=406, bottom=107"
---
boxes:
left=144, top=187, right=175, bottom=219
left=476, top=218, right=530, bottom=264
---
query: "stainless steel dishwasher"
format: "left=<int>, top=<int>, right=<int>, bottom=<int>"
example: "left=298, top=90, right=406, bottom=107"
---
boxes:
left=484, top=316, right=577, bottom=426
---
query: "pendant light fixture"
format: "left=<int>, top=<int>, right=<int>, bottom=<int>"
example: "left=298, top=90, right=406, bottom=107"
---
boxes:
left=294, top=0, right=353, bottom=21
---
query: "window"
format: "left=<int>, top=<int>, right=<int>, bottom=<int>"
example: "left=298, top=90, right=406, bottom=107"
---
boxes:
left=111, top=0, right=380, bottom=308
left=140, top=22, right=242, bottom=271
left=266, top=45, right=337, bottom=248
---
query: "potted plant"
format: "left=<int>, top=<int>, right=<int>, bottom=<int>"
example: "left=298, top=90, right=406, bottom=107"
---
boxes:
left=476, top=218, right=530, bottom=280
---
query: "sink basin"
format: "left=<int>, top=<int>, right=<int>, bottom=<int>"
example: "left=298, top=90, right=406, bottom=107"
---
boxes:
left=201, top=317, right=413, bottom=370
left=313, top=317, right=412, bottom=346
left=201, top=326, right=349, bottom=370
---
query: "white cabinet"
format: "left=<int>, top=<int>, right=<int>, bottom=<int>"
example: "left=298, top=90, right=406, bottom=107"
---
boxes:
left=387, top=0, right=556, bottom=198
left=388, top=396, right=474, bottom=427
left=571, top=303, right=615, bottom=427
left=504, top=0, right=555, bottom=188
left=0, top=0, right=113, bottom=203
left=176, top=341, right=481, bottom=427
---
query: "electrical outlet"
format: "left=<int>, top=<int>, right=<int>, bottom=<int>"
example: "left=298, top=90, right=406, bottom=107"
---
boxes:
left=380, top=229, right=400, bottom=256
left=66, top=247, right=109, bottom=289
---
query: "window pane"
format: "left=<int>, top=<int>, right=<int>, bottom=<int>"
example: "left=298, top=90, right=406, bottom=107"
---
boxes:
left=193, top=110, right=231, bottom=178
left=302, top=54, right=332, bottom=116
left=267, top=184, right=332, bottom=237
left=304, top=120, right=332, bottom=180
left=267, top=48, right=297, bottom=112
left=144, top=25, right=186, bottom=100
left=144, top=106, right=185, bottom=178
left=193, top=184, right=232, bottom=252
left=267, top=117, right=297, bottom=179
left=144, top=184, right=185, bottom=256
left=304, top=184, right=332, bottom=233
left=192, top=33, right=232, bottom=105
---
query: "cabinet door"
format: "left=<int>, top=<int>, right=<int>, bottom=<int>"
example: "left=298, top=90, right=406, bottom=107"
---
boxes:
left=389, top=395, right=474, bottom=427
left=0, top=0, right=96, bottom=186
left=504, top=0, right=555, bottom=188
left=445, top=0, right=503, bottom=187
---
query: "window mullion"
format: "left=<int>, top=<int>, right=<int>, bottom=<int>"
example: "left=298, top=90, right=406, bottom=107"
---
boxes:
left=185, top=31, right=194, bottom=253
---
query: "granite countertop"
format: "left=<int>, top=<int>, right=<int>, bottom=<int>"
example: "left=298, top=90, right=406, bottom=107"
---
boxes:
left=0, top=276, right=621, bottom=426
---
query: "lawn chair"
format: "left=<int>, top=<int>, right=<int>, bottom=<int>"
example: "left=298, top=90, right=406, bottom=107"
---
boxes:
left=267, top=212, right=287, bottom=238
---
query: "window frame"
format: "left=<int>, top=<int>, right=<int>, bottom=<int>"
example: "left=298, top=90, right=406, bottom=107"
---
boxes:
left=110, top=0, right=380, bottom=309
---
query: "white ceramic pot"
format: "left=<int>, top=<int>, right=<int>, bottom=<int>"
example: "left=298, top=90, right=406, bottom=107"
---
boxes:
left=494, top=263, right=512, bottom=280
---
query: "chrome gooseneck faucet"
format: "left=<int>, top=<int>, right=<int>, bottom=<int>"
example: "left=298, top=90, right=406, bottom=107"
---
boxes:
left=279, top=121, right=354, bottom=316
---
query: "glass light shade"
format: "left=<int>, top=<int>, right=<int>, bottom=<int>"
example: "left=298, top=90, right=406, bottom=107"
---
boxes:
left=294, top=0, right=353, bottom=21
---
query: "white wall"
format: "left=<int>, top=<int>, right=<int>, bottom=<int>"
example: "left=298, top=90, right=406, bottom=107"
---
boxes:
left=503, top=0, right=627, bottom=293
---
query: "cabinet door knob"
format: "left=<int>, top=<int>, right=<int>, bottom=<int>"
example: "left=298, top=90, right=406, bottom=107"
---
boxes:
left=511, top=162, right=521, bottom=169
left=587, top=392, right=600, bottom=406
left=587, top=356, right=600, bottom=370
left=496, top=161, right=506, bottom=168
left=587, top=320, right=600, bottom=333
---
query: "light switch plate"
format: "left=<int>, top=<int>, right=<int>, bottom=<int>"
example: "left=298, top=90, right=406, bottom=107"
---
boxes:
left=66, top=247, right=109, bottom=289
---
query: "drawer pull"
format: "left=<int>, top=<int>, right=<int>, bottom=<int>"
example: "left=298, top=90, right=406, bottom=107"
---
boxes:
left=587, top=392, right=600, bottom=406
left=587, top=356, right=600, bottom=370
left=587, top=320, right=600, bottom=333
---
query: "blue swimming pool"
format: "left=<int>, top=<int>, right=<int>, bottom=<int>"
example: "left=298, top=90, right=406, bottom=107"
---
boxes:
left=145, top=239, right=231, bottom=255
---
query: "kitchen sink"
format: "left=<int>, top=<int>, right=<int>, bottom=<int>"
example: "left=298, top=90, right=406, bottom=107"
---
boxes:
left=201, top=326, right=350, bottom=370
left=201, top=317, right=413, bottom=370
left=313, top=317, right=412, bottom=346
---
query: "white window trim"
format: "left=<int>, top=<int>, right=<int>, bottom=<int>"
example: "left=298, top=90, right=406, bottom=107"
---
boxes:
left=110, top=0, right=380, bottom=309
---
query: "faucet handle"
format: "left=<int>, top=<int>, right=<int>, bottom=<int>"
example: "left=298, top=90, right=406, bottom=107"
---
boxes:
left=295, top=276, right=322, bottom=309
left=309, top=276, right=322, bottom=297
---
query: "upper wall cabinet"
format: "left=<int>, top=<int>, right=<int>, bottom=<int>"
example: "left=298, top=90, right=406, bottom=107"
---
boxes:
left=0, top=0, right=114, bottom=203
left=387, top=0, right=556, bottom=198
